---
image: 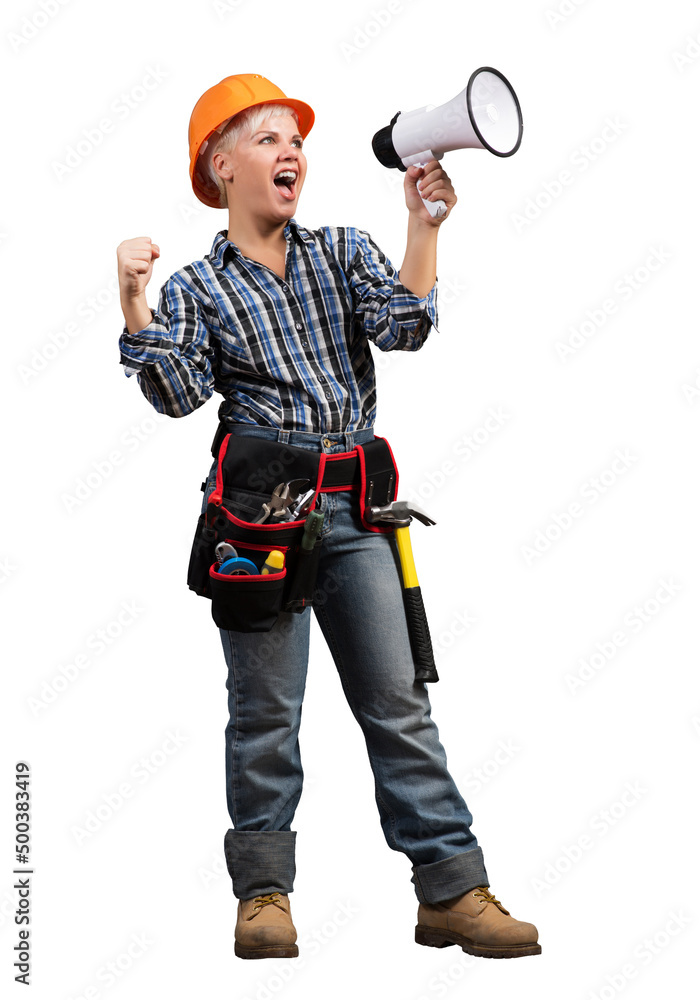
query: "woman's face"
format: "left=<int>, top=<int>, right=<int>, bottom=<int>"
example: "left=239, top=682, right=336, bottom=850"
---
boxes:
left=221, top=111, right=307, bottom=224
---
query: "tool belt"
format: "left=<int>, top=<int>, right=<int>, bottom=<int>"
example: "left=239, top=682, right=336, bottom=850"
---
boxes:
left=186, top=427, right=399, bottom=634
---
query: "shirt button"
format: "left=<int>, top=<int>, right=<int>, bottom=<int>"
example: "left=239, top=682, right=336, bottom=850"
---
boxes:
left=282, top=284, right=289, bottom=292
left=325, top=391, right=332, bottom=399
left=295, top=322, right=303, bottom=331
left=318, top=375, right=325, bottom=383
left=301, top=340, right=308, bottom=348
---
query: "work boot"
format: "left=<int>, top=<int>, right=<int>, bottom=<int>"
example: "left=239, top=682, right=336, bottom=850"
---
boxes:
left=234, top=892, right=298, bottom=959
left=415, top=886, right=541, bottom=959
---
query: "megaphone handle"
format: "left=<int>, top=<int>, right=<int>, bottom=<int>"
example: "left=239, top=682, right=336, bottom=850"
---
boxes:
left=416, top=162, right=446, bottom=219
left=421, top=196, right=446, bottom=219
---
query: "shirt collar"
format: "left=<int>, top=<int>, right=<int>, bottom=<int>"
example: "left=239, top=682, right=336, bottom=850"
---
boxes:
left=210, top=218, right=315, bottom=269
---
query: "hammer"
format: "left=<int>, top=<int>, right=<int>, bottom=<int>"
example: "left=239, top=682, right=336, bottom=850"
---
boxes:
left=366, top=500, right=439, bottom=683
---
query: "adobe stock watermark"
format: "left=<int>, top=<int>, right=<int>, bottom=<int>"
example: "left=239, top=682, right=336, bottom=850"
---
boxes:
left=178, top=193, right=207, bottom=224
left=0, top=887, right=20, bottom=930
left=18, top=275, right=122, bottom=385
left=671, top=27, right=700, bottom=73
left=198, top=849, right=229, bottom=890
left=586, top=910, right=691, bottom=1000
left=433, top=608, right=478, bottom=658
left=237, top=900, right=360, bottom=1000
left=406, top=407, right=510, bottom=506
left=414, top=952, right=478, bottom=1000
left=27, top=600, right=145, bottom=716
left=61, top=412, right=167, bottom=513
left=212, top=0, right=247, bottom=17
left=52, top=66, right=169, bottom=180
left=381, top=168, right=411, bottom=205
left=565, top=577, right=682, bottom=695
left=71, top=730, right=188, bottom=846
left=7, top=0, right=72, bottom=53
left=554, top=245, right=672, bottom=362
left=544, top=0, right=593, bottom=30
left=460, top=738, right=521, bottom=795
left=435, top=274, right=469, bottom=315
left=531, top=780, right=648, bottom=896
left=680, top=365, right=700, bottom=404
left=521, top=448, right=637, bottom=566
left=65, top=931, right=154, bottom=1000
left=340, top=1, right=411, bottom=63
left=511, top=116, right=627, bottom=233
left=0, top=556, right=16, bottom=586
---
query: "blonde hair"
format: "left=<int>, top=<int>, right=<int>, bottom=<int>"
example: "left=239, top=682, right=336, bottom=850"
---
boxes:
left=209, top=103, right=301, bottom=208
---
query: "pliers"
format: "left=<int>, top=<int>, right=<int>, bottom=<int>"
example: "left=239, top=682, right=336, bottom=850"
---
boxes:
left=253, top=479, right=315, bottom=524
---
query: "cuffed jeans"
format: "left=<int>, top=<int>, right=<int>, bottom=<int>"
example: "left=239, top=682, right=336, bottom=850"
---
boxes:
left=202, top=423, right=489, bottom=905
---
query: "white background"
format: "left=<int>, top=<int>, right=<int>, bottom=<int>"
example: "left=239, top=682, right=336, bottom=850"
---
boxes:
left=3, top=0, right=699, bottom=997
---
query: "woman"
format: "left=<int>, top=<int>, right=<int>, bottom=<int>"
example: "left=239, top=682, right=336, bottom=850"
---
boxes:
left=116, top=73, right=540, bottom=961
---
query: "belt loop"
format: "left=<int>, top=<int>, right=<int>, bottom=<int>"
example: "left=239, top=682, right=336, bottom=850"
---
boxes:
left=278, top=430, right=290, bottom=443
left=345, top=431, right=354, bottom=451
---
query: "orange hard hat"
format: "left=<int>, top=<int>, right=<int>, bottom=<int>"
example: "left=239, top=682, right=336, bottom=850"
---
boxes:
left=188, top=73, right=315, bottom=208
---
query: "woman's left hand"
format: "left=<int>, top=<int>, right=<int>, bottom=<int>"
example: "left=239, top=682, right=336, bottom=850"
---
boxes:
left=404, top=159, right=457, bottom=225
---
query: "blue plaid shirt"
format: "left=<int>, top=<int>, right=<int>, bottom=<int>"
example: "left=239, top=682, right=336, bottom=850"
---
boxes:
left=118, top=218, right=438, bottom=433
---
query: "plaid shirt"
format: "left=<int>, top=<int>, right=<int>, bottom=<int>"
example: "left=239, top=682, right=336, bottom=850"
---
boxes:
left=118, top=218, right=438, bottom=432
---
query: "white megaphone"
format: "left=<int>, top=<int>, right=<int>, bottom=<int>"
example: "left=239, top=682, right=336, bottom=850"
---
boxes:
left=372, top=67, right=523, bottom=218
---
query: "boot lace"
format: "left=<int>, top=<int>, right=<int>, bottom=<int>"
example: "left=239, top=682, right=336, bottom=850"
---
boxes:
left=472, top=887, right=510, bottom=915
left=247, top=892, right=287, bottom=920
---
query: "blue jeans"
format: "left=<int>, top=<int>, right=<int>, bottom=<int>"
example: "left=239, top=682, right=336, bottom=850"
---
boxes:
left=202, top=424, right=489, bottom=904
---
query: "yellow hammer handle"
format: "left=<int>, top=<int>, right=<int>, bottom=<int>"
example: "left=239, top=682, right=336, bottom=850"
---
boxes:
left=394, top=525, right=419, bottom=589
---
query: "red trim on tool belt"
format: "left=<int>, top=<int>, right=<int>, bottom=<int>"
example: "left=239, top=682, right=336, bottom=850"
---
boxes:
left=209, top=562, right=286, bottom=583
left=209, top=432, right=230, bottom=506
left=313, top=452, right=328, bottom=512
left=215, top=505, right=306, bottom=531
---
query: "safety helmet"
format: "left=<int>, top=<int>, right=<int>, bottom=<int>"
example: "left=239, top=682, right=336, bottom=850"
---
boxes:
left=188, top=73, right=315, bottom=208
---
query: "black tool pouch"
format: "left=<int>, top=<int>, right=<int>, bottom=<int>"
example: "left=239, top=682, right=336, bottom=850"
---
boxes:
left=186, top=430, right=397, bottom=634
left=208, top=539, right=290, bottom=632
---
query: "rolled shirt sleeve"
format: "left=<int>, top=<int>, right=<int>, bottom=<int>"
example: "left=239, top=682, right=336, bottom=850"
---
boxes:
left=345, top=228, right=439, bottom=352
left=118, top=276, right=215, bottom=417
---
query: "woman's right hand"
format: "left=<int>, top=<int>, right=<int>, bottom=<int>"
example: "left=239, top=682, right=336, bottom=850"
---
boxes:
left=117, top=237, right=161, bottom=334
left=116, top=236, right=161, bottom=301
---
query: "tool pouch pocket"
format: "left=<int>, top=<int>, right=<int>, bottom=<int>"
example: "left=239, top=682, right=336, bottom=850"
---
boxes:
left=199, top=504, right=310, bottom=633
left=209, top=541, right=288, bottom=633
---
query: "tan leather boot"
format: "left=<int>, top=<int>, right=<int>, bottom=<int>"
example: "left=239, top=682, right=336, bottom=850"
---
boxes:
left=234, top=892, right=298, bottom=959
left=415, top=886, right=541, bottom=959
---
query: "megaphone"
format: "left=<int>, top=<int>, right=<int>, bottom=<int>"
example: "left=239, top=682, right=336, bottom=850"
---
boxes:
left=372, top=67, right=523, bottom=218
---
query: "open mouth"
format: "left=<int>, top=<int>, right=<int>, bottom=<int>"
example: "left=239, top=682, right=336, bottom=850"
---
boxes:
left=273, top=170, right=297, bottom=200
